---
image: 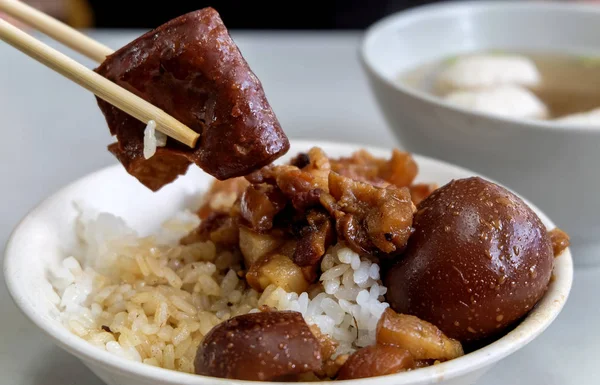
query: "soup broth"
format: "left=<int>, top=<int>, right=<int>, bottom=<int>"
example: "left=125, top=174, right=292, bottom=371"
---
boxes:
left=400, top=52, right=600, bottom=119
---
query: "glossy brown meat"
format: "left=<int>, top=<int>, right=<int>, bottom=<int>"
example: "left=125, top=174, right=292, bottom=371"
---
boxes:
left=247, top=147, right=330, bottom=197
left=107, top=144, right=191, bottom=192
left=549, top=228, right=570, bottom=256
left=96, top=8, right=289, bottom=191
left=386, top=177, right=555, bottom=341
left=376, top=308, right=463, bottom=361
left=183, top=147, right=419, bottom=280
left=239, top=184, right=287, bottom=232
left=292, top=209, right=335, bottom=267
left=328, top=172, right=414, bottom=259
left=194, top=311, right=321, bottom=380
left=330, top=149, right=418, bottom=188
left=248, top=164, right=325, bottom=210
left=336, top=345, right=414, bottom=380
left=409, top=183, right=438, bottom=205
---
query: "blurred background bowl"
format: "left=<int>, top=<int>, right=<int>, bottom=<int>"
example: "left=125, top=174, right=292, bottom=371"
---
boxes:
left=360, top=1, right=600, bottom=266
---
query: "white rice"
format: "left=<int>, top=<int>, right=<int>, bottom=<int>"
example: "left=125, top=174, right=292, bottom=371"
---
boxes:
left=143, top=120, right=167, bottom=159
left=254, top=244, right=388, bottom=356
left=50, top=207, right=389, bottom=372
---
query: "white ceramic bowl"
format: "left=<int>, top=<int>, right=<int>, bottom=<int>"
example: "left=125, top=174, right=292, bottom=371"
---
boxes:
left=4, top=141, right=572, bottom=385
left=360, top=1, right=600, bottom=265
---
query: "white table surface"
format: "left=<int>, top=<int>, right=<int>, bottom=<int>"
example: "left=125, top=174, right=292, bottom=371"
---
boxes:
left=0, top=31, right=597, bottom=385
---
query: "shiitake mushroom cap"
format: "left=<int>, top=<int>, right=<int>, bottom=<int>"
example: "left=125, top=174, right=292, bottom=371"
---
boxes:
left=194, top=310, right=322, bottom=380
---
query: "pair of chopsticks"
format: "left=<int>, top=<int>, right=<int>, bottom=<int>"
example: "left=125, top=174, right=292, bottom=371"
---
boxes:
left=0, top=0, right=199, bottom=148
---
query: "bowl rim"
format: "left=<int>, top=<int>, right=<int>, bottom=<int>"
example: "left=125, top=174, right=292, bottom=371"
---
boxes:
left=3, top=140, right=573, bottom=385
left=359, top=0, right=600, bottom=134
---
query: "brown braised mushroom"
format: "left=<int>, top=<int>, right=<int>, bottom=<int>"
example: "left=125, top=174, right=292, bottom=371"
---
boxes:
left=336, top=345, right=415, bottom=380
left=386, top=177, right=555, bottom=342
left=377, top=308, right=463, bottom=361
left=95, top=8, right=289, bottom=191
left=195, top=311, right=321, bottom=380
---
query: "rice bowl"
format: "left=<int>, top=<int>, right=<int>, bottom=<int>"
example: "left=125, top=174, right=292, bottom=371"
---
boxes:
left=3, top=140, right=572, bottom=385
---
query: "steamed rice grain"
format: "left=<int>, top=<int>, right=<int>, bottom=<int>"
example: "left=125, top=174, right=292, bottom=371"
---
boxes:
left=143, top=120, right=167, bottom=160
left=51, top=206, right=391, bottom=373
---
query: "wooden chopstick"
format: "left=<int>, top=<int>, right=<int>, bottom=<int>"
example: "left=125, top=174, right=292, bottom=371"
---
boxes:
left=0, top=0, right=112, bottom=62
left=0, top=19, right=199, bottom=148
left=0, top=1, right=200, bottom=149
